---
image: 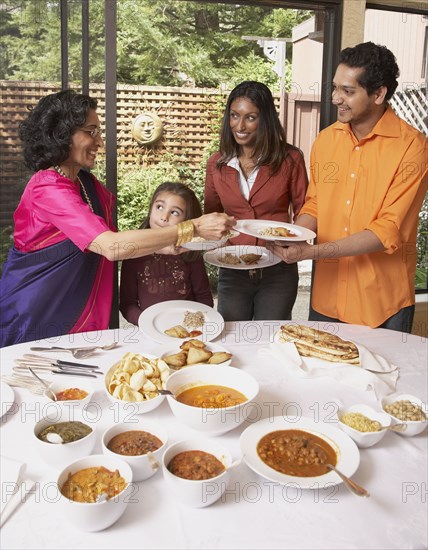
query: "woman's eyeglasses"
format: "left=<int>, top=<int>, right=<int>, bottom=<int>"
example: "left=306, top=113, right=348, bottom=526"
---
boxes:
left=79, top=126, right=102, bottom=138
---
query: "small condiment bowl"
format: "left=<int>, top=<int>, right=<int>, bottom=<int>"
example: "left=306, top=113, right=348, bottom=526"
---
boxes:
left=337, top=404, right=391, bottom=448
left=43, top=378, right=94, bottom=408
left=104, top=363, right=166, bottom=415
left=162, top=438, right=232, bottom=508
left=164, top=365, right=259, bottom=436
left=381, top=393, right=428, bottom=437
left=102, top=418, right=168, bottom=482
left=56, top=454, right=133, bottom=531
left=33, top=408, right=97, bottom=467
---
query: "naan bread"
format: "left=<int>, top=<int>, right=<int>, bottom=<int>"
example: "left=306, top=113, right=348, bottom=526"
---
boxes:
left=279, top=324, right=360, bottom=365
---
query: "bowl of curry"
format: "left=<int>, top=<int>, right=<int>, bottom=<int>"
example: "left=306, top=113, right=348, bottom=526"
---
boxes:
left=33, top=408, right=97, bottom=467
left=102, top=418, right=168, bottom=481
left=240, top=416, right=360, bottom=489
left=56, top=454, right=133, bottom=531
left=164, top=365, right=259, bottom=436
left=161, top=438, right=232, bottom=507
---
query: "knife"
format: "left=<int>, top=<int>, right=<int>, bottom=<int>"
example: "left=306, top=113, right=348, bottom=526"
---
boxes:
left=14, top=360, right=102, bottom=375
left=13, top=365, right=99, bottom=378
left=21, top=354, right=101, bottom=370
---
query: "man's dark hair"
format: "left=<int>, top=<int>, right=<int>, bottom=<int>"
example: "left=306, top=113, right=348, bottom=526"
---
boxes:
left=339, top=42, right=399, bottom=101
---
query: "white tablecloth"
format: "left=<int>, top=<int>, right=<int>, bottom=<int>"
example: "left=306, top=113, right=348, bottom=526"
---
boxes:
left=1, top=321, right=427, bottom=550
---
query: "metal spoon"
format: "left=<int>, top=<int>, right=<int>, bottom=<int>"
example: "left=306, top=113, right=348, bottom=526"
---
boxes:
left=156, top=389, right=176, bottom=399
left=326, top=464, right=370, bottom=497
left=28, top=367, right=57, bottom=401
left=378, top=423, right=407, bottom=432
left=46, top=433, right=64, bottom=444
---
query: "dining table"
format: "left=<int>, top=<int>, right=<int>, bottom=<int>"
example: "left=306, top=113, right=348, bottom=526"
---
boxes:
left=0, top=320, right=427, bottom=550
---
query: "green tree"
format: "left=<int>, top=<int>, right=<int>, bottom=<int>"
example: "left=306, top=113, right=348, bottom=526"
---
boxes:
left=0, top=0, right=311, bottom=88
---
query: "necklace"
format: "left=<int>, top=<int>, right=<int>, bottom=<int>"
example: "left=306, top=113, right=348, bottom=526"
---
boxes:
left=54, top=165, right=94, bottom=213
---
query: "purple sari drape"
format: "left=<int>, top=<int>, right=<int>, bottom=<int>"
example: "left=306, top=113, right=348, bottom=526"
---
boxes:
left=0, top=170, right=109, bottom=347
left=0, top=240, right=101, bottom=346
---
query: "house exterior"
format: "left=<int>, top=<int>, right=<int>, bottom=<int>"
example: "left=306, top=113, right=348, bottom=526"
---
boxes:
left=292, top=10, right=428, bottom=97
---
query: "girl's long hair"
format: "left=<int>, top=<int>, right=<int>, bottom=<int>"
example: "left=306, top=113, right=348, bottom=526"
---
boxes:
left=217, top=81, right=294, bottom=175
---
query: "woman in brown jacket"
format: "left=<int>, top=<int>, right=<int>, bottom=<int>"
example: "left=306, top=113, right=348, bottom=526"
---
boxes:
left=204, top=81, right=308, bottom=321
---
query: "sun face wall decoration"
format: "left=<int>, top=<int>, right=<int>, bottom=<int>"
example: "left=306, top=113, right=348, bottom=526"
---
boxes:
left=131, top=112, right=163, bottom=145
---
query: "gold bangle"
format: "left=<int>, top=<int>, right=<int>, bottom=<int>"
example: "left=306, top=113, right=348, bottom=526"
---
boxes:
left=176, top=220, right=194, bottom=246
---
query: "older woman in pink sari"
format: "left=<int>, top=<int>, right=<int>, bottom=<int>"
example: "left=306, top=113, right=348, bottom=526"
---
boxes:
left=0, top=90, right=234, bottom=346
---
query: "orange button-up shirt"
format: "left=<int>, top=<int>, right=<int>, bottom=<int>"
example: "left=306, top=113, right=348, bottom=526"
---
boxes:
left=301, top=107, right=427, bottom=327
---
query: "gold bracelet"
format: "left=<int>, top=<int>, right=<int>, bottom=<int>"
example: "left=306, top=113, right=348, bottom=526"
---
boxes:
left=181, top=220, right=194, bottom=245
left=176, top=220, right=194, bottom=246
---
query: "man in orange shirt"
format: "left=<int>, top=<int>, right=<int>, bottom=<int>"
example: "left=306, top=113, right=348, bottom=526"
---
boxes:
left=269, top=42, right=427, bottom=332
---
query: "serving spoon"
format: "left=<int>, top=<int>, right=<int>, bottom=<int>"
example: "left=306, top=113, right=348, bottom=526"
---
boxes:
left=28, top=367, right=57, bottom=401
left=46, top=433, right=64, bottom=444
left=378, top=423, right=407, bottom=432
left=155, top=389, right=176, bottom=399
left=326, top=464, right=370, bottom=497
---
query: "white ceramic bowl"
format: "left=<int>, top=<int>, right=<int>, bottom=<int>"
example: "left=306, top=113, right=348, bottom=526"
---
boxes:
left=56, top=454, right=133, bottom=531
left=102, top=419, right=168, bottom=482
left=33, top=408, right=97, bottom=467
left=104, top=363, right=165, bottom=415
left=162, top=438, right=232, bottom=508
left=337, top=404, right=391, bottom=448
left=164, top=364, right=259, bottom=436
left=43, top=378, right=94, bottom=408
left=381, top=393, right=428, bottom=437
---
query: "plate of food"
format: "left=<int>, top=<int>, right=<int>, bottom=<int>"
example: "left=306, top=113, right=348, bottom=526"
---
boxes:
left=138, top=300, right=224, bottom=344
left=275, top=323, right=361, bottom=365
left=234, top=220, right=316, bottom=242
left=161, top=339, right=232, bottom=368
left=240, top=416, right=360, bottom=489
left=204, top=245, right=281, bottom=270
left=182, top=230, right=239, bottom=251
left=0, top=381, right=15, bottom=419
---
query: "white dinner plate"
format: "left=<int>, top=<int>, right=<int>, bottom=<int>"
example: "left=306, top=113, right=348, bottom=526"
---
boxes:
left=234, top=219, right=316, bottom=242
left=240, top=416, right=360, bottom=489
left=182, top=230, right=240, bottom=251
left=0, top=381, right=15, bottom=419
left=161, top=341, right=233, bottom=368
left=204, top=245, right=281, bottom=270
left=138, top=300, right=224, bottom=344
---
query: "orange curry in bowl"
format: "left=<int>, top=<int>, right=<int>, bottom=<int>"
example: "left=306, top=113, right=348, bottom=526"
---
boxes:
left=257, top=429, right=337, bottom=477
left=176, top=384, right=247, bottom=408
left=61, top=466, right=127, bottom=503
left=55, top=388, right=88, bottom=401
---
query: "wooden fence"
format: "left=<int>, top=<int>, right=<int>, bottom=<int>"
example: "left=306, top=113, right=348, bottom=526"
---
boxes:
left=0, top=80, right=321, bottom=228
left=390, top=86, right=428, bottom=135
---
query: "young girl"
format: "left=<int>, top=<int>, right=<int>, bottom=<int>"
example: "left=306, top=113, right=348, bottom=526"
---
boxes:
left=120, top=182, right=214, bottom=325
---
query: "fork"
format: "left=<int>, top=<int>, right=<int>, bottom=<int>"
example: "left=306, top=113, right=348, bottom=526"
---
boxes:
left=30, top=342, right=119, bottom=359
